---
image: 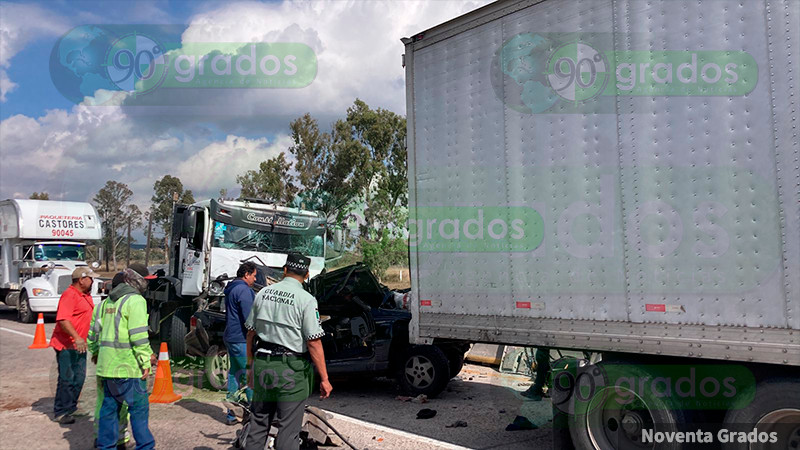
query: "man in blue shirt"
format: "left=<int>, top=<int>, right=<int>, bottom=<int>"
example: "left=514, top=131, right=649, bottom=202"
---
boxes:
left=223, top=261, right=257, bottom=424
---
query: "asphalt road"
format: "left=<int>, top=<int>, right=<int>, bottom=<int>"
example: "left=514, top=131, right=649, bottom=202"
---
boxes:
left=0, top=305, right=553, bottom=449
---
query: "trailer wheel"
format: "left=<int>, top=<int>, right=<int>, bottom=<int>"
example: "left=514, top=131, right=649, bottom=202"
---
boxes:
left=397, top=345, right=450, bottom=397
left=17, top=292, right=35, bottom=323
left=204, top=344, right=229, bottom=391
left=569, top=363, right=684, bottom=450
left=721, top=378, right=800, bottom=449
left=441, top=347, right=466, bottom=378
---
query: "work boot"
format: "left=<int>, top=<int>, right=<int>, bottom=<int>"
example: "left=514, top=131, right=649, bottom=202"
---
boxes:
left=520, top=385, right=549, bottom=401
left=57, top=413, right=76, bottom=424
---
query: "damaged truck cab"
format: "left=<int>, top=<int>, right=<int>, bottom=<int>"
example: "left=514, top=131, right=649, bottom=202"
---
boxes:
left=145, top=198, right=343, bottom=357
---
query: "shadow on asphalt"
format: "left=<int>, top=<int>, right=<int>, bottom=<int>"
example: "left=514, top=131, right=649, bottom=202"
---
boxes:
left=32, top=396, right=94, bottom=449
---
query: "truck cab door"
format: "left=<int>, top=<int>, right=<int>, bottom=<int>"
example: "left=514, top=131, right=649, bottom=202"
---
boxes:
left=180, top=208, right=207, bottom=297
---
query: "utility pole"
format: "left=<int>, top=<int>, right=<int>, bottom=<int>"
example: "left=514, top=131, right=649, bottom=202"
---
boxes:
left=145, top=211, right=153, bottom=268
left=126, top=216, right=131, bottom=267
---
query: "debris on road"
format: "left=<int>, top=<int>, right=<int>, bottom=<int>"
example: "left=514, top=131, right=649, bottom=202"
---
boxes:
left=394, top=394, right=427, bottom=404
left=505, top=415, right=538, bottom=431
left=446, top=420, right=468, bottom=428
left=416, top=408, right=437, bottom=419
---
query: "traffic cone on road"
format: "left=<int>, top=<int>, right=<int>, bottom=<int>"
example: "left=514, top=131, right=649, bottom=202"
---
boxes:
left=28, top=314, right=48, bottom=349
left=149, top=342, right=182, bottom=403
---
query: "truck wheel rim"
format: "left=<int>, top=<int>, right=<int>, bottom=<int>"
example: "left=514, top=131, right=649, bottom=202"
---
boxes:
left=753, top=408, right=800, bottom=450
left=405, top=356, right=435, bottom=388
left=586, top=386, right=655, bottom=449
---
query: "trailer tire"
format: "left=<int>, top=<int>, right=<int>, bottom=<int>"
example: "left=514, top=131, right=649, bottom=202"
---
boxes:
left=568, top=363, right=684, bottom=450
left=441, top=347, right=466, bottom=378
left=204, top=344, right=229, bottom=391
left=397, top=345, right=450, bottom=398
left=18, top=292, right=35, bottom=323
left=721, top=378, right=800, bottom=449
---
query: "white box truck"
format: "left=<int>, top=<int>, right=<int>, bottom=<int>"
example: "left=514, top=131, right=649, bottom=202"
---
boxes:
left=403, top=0, right=799, bottom=447
left=0, top=199, right=104, bottom=322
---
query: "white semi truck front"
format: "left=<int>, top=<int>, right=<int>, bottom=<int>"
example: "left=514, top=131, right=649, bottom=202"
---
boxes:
left=0, top=199, right=104, bottom=322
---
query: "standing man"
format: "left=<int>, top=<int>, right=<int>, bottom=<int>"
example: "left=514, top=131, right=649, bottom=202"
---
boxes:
left=88, top=266, right=155, bottom=450
left=50, top=266, right=99, bottom=424
left=223, top=261, right=257, bottom=424
left=521, top=347, right=551, bottom=401
left=244, top=253, right=332, bottom=450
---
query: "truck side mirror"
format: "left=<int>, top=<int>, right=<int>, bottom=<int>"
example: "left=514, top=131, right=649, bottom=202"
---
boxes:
left=333, top=227, right=345, bottom=253
left=98, top=247, right=104, bottom=263
left=12, top=245, right=22, bottom=262
left=182, top=210, right=197, bottom=238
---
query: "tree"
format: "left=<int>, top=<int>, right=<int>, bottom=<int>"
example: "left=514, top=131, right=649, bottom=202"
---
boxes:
left=236, top=152, right=297, bottom=204
left=92, top=181, right=142, bottom=271
left=341, top=99, right=407, bottom=239
left=30, top=192, right=49, bottom=200
left=151, top=175, right=195, bottom=236
left=151, top=175, right=194, bottom=268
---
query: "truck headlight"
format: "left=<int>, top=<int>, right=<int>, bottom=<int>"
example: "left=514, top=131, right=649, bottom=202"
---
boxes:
left=32, top=288, right=53, bottom=297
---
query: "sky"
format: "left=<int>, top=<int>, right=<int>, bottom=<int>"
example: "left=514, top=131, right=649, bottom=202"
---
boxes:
left=0, top=0, right=489, bottom=227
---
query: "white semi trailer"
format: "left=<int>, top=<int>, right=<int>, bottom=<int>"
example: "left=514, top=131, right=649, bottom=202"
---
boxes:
left=0, top=199, right=104, bottom=322
left=403, top=0, right=799, bottom=448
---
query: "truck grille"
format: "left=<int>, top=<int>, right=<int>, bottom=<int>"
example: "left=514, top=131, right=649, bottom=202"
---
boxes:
left=57, top=275, right=71, bottom=294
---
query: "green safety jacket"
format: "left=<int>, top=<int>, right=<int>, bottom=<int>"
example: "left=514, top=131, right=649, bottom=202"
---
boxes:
left=87, top=283, right=153, bottom=378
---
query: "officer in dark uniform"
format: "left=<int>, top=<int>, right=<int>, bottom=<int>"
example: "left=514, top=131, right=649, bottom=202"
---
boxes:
left=244, top=252, right=332, bottom=450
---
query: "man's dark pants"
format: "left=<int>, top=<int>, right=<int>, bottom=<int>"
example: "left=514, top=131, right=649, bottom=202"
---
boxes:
left=245, top=355, right=313, bottom=450
left=54, top=349, right=87, bottom=417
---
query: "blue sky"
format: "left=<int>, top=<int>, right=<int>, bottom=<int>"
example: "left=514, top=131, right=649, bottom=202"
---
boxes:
left=0, top=0, right=487, bottom=214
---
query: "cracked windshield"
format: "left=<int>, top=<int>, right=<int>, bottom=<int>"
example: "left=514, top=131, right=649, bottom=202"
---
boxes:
left=212, top=222, right=323, bottom=257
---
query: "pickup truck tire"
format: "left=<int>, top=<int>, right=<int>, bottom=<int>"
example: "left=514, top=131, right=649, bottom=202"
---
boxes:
left=397, top=345, right=450, bottom=398
left=204, top=344, right=229, bottom=391
left=568, top=363, right=684, bottom=450
left=721, top=378, right=800, bottom=449
left=18, top=292, right=35, bottom=323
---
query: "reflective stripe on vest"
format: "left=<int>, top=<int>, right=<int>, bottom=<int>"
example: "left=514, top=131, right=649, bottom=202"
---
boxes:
left=114, top=294, right=135, bottom=344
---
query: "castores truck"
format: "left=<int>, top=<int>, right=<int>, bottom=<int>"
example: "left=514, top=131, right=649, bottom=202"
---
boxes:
left=145, top=198, right=344, bottom=357
left=403, top=0, right=799, bottom=448
left=0, top=199, right=104, bottom=322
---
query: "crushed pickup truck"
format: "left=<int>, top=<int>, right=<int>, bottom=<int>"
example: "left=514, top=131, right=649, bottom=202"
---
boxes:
left=185, top=263, right=469, bottom=397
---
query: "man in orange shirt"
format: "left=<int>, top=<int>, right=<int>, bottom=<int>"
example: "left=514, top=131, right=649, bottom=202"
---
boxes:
left=50, top=266, right=98, bottom=424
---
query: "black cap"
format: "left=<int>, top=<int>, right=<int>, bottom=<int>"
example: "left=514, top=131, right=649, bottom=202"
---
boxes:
left=111, top=272, right=126, bottom=288
left=285, top=252, right=310, bottom=272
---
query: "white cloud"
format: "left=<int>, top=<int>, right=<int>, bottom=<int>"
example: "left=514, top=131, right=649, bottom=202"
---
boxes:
left=123, top=0, right=490, bottom=132
left=0, top=2, right=69, bottom=101
left=174, top=134, right=291, bottom=194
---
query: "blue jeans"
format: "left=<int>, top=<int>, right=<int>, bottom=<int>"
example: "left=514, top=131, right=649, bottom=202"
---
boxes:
left=54, top=349, right=87, bottom=417
left=224, top=341, right=252, bottom=415
left=97, top=378, right=154, bottom=450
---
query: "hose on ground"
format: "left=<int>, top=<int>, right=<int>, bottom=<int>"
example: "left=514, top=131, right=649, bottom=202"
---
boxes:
left=304, top=406, right=359, bottom=450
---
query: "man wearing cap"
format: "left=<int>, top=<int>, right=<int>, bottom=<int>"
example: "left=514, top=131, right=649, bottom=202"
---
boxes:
left=88, top=264, right=155, bottom=450
left=50, top=266, right=99, bottom=424
left=244, top=252, right=332, bottom=450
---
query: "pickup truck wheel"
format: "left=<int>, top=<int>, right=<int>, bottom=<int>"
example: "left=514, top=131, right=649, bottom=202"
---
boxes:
left=721, top=378, right=800, bottom=449
left=18, top=292, right=35, bottom=323
left=204, top=344, right=229, bottom=391
left=569, top=363, right=684, bottom=450
left=398, top=345, right=450, bottom=398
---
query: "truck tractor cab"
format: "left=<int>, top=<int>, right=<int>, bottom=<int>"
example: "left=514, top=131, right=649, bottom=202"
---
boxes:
left=145, top=198, right=344, bottom=357
left=0, top=199, right=104, bottom=322
left=12, top=242, right=104, bottom=322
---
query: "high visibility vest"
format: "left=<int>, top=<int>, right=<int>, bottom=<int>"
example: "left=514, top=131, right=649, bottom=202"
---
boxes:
left=88, top=291, right=153, bottom=378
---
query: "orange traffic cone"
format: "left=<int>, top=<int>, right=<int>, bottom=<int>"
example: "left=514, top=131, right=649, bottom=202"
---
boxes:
left=28, top=313, right=48, bottom=349
left=149, top=342, right=182, bottom=403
